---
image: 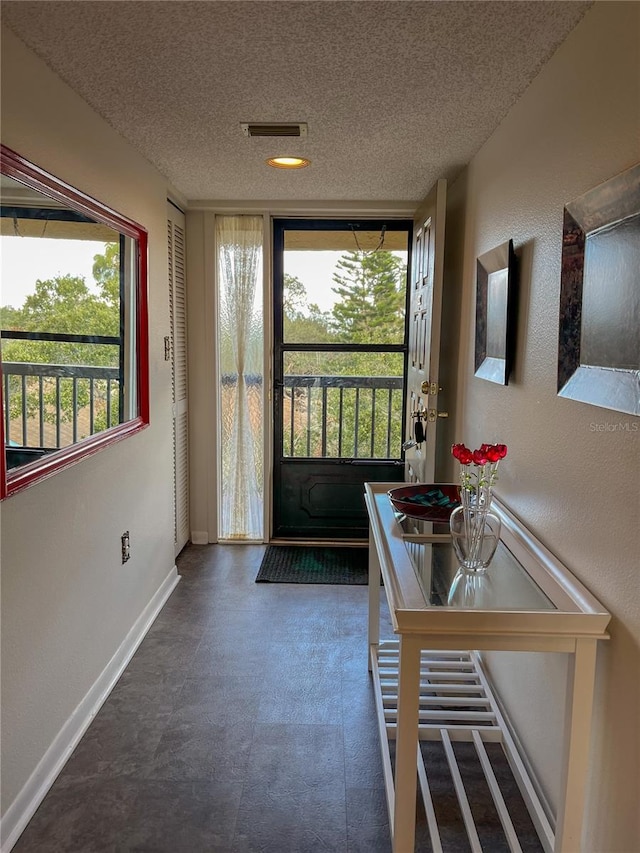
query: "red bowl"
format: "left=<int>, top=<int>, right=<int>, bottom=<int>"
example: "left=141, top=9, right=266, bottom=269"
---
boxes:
left=388, top=483, right=461, bottom=523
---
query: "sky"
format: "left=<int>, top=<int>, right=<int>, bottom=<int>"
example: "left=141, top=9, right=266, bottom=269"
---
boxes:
left=1, top=240, right=408, bottom=314
left=1, top=241, right=345, bottom=313
left=284, top=250, right=347, bottom=313
left=284, top=249, right=408, bottom=314
left=1, top=237, right=103, bottom=308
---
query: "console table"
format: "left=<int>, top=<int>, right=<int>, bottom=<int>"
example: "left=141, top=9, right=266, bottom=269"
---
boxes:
left=364, top=482, right=610, bottom=853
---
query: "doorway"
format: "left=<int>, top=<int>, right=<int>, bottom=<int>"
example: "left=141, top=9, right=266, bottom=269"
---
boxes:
left=272, top=219, right=412, bottom=540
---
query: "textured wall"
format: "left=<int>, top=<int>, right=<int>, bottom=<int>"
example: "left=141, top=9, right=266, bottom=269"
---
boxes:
left=0, top=26, right=176, bottom=816
left=448, top=3, right=639, bottom=849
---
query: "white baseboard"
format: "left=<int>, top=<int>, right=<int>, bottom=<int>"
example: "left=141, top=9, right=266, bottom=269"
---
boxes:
left=0, top=566, right=181, bottom=853
left=190, top=530, right=209, bottom=545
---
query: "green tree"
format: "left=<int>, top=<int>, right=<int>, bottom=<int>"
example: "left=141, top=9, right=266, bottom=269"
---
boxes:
left=283, top=273, right=308, bottom=319
left=281, top=260, right=406, bottom=459
left=1, top=243, right=121, bottom=438
left=282, top=273, right=335, bottom=376
left=92, top=241, right=120, bottom=307
left=283, top=273, right=333, bottom=343
left=330, top=250, right=406, bottom=344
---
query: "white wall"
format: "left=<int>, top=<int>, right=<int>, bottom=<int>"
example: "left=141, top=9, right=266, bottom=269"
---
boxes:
left=0, top=24, right=177, bottom=834
left=448, top=3, right=639, bottom=850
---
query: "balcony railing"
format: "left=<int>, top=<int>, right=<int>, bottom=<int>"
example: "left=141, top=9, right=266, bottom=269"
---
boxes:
left=220, top=372, right=404, bottom=461
left=5, top=364, right=403, bottom=468
left=2, top=328, right=122, bottom=467
left=281, top=374, right=404, bottom=459
left=3, top=361, right=120, bottom=466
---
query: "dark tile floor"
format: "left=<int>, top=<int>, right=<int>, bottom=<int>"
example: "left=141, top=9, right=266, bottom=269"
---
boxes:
left=13, top=544, right=395, bottom=853
left=14, top=544, right=544, bottom=853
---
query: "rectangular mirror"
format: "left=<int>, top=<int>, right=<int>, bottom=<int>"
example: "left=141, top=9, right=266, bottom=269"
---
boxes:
left=557, top=163, right=640, bottom=414
left=474, top=239, right=516, bottom=385
left=0, top=145, right=149, bottom=499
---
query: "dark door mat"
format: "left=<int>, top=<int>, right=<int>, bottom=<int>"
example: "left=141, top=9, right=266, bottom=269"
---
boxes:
left=256, top=545, right=369, bottom=584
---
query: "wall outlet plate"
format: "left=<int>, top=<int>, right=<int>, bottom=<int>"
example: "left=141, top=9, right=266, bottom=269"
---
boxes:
left=121, top=531, right=130, bottom=563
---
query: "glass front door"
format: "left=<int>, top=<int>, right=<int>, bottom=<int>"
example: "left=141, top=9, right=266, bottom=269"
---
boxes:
left=272, top=218, right=411, bottom=539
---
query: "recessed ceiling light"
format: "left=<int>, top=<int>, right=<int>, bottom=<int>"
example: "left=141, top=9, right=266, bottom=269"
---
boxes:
left=266, top=156, right=310, bottom=169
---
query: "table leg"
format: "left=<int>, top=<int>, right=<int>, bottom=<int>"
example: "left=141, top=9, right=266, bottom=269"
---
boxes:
left=555, top=637, right=598, bottom=852
left=368, top=525, right=381, bottom=670
left=393, top=635, right=422, bottom=853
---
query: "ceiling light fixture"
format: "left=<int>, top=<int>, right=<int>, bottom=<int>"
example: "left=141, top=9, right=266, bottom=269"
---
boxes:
left=266, top=156, right=310, bottom=169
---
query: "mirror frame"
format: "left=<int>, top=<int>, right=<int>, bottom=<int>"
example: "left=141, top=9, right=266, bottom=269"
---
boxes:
left=0, top=144, right=149, bottom=499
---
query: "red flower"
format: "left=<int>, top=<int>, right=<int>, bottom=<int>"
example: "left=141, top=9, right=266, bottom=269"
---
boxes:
left=452, top=443, right=473, bottom=465
left=472, top=449, right=488, bottom=465
left=485, top=445, right=502, bottom=463
left=453, top=441, right=507, bottom=467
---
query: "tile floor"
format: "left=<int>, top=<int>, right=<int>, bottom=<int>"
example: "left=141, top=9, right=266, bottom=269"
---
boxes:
left=13, top=544, right=543, bottom=852
left=13, top=544, right=395, bottom=852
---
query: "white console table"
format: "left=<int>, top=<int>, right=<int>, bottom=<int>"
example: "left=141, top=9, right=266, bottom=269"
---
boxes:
left=365, top=482, right=610, bottom=853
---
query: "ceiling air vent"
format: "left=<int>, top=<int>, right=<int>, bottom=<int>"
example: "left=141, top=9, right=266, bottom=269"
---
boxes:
left=241, top=122, right=308, bottom=138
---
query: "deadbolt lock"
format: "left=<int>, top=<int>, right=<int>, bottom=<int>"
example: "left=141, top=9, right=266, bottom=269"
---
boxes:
left=427, top=409, right=449, bottom=422
left=421, top=380, right=442, bottom=396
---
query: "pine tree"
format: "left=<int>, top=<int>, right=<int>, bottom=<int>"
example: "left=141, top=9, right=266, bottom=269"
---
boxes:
left=330, top=250, right=406, bottom=344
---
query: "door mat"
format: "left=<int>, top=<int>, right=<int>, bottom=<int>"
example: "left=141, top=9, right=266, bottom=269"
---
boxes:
left=256, top=545, right=369, bottom=585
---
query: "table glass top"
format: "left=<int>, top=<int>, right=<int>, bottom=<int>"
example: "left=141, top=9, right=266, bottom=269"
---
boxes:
left=396, top=510, right=556, bottom=611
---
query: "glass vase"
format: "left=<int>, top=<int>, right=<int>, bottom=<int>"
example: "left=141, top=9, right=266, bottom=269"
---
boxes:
left=449, top=503, right=501, bottom=573
left=447, top=567, right=495, bottom=608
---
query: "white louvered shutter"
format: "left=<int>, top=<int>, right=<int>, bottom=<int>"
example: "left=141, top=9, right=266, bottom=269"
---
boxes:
left=168, top=202, right=189, bottom=554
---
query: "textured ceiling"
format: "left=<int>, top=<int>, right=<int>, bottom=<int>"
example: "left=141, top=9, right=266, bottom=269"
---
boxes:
left=2, top=1, right=591, bottom=203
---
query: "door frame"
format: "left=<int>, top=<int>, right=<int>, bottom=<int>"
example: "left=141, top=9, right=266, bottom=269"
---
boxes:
left=270, top=216, right=413, bottom=540
left=184, top=203, right=420, bottom=544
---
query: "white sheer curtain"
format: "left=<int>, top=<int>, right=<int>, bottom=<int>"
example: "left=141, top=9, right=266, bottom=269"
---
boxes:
left=216, top=215, right=264, bottom=540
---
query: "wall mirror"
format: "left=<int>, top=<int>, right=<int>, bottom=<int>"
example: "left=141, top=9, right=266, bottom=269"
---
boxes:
left=557, top=163, right=640, bottom=415
left=0, top=145, right=149, bottom=499
left=474, top=239, right=516, bottom=385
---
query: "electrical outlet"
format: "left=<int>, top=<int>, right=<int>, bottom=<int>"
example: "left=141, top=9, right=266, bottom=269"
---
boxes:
left=121, top=531, right=130, bottom=564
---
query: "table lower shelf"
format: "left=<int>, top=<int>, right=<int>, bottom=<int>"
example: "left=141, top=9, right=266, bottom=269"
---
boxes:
left=370, top=641, right=554, bottom=853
